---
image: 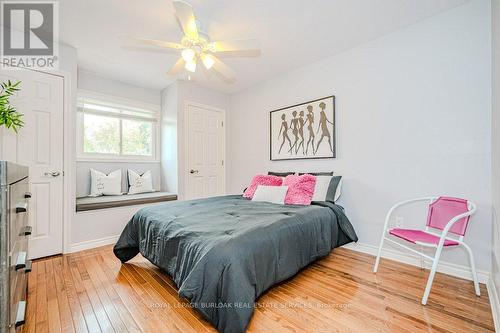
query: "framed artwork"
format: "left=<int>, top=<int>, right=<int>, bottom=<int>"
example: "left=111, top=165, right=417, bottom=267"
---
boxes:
left=270, top=95, right=335, bottom=161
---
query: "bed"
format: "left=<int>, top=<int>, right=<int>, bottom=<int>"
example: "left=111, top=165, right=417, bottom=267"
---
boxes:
left=113, top=194, right=357, bottom=333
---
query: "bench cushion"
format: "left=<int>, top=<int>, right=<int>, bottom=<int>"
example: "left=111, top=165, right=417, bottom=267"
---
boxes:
left=76, top=192, right=177, bottom=212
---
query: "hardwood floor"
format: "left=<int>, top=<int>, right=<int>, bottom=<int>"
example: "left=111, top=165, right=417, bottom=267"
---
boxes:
left=23, top=245, right=494, bottom=333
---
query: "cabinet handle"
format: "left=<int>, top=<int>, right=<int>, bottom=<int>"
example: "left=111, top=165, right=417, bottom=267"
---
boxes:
left=15, top=251, right=26, bottom=270
left=24, top=260, right=32, bottom=273
left=19, top=225, right=32, bottom=236
left=24, top=192, right=31, bottom=198
left=15, top=301, right=26, bottom=328
left=15, top=202, right=27, bottom=213
left=44, top=171, right=60, bottom=177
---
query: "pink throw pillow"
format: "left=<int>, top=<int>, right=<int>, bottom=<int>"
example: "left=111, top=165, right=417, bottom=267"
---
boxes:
left=283, top=174, right=316, bottom=205
left=243, top=175, right=283, bottom=199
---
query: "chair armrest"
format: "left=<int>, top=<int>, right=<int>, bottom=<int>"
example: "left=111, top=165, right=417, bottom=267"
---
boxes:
left=436, top=201, right=476, bottom=246
left=382, top=197, right=435, bottom=233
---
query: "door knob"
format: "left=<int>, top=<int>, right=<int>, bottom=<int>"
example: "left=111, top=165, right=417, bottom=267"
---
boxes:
left=189, top=169, right=199, bottom=174
left=44, top=171, right=61, bottom=177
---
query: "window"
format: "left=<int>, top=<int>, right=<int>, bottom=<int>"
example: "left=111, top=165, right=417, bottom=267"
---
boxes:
left=77, top=91, right=160, bottom=161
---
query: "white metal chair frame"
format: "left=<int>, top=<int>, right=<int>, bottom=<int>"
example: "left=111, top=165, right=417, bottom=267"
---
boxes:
left=372, top=196, right=480, bottom=305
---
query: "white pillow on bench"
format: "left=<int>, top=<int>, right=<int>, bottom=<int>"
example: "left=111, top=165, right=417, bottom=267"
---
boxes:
left=90, top=169, right=122, bottom=196
left=128, top=169, right=154, bottom=194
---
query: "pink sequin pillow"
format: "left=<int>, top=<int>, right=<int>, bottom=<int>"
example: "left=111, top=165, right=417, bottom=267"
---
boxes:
left=243, top=175, right=283, bottom=199
left=283, top=174, right=317, bottom=205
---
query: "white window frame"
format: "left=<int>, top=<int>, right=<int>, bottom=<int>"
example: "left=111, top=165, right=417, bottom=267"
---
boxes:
left=76, top=90, right=161, bottom=162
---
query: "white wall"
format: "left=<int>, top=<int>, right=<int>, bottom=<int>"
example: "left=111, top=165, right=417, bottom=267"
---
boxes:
left=227, top=0, right=492, bottom=271
left=161, top=82, right=179, bottom=193
left=71, top=203, right=153, bottom=245
left=161, top=80, right=229, bottom=198
left=78, top=70, right=161, bottom=105
left=491, top=0, right=500, bottom=322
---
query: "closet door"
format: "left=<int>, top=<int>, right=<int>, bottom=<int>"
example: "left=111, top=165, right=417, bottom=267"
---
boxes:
left=185, top=103, right=225, bottom=200
left=0, top=68, right=64, bottom=259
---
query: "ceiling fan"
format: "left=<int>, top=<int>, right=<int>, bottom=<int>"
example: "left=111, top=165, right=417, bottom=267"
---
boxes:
left=125, top=0, right=261, bottom=82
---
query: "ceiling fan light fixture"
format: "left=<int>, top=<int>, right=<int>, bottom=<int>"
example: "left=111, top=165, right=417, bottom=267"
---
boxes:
left=201, top=53, right=215, bottom=70
left=181, top=48, right=196, bottom=62
left=185, top=59, right=197, bottom=72
left=127, top=1, right=260, bottom=82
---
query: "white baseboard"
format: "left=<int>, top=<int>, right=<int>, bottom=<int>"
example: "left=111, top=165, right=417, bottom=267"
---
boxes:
left=487, top=275, right=500, bottom=333
left=343, top=242, right=490, bottom=284
left=68, top=235, right=120, bottom=253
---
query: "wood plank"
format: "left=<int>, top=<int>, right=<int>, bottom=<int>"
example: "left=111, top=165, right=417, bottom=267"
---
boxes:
left=96, top=249, right=171, bottom=333
left=52, top=257, right=76, bottom=333
left=23, top=245, right=495, bottom=333
left=130, top=263, right=211, bottom=333
left=72, top=251, right=114, bottom=333
left=142, top=263, right=217, bottom=330
left=45, top=260, right=62, bottom=333
left=23, top=257, right=38, bottom=333
left=120, top=263, right=188, bottom=332
left=59, top=255, right=89, bottom=333
left=67, top=252, right=103, bottom=333
left=35, top=260, right=48, bottom=333
left=80, top=252, right=129, bottom=333
left=83, top=252, right=141, bottom=333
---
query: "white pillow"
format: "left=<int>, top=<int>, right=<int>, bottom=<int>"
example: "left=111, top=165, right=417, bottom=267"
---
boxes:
left=90, top=169, right=122, bottom=196
left=252, top=185, right=288, bottom=205
left=128, top=169, right=154, bottom=195
left=311, top=176, right=342, bottom=202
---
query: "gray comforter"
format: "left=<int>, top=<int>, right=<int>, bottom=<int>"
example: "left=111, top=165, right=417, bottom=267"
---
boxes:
left=113, top=195, right=357, bottom=333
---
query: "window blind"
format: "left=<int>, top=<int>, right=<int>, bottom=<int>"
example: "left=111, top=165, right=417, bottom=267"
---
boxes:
left=77, top=94, right=159, bottom=122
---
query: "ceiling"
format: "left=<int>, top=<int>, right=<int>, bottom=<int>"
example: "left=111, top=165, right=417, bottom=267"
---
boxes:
left=59, top=0, right=467, bottom=94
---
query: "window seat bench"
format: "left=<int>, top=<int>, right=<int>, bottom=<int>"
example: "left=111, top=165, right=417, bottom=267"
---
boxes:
left=76, top=192, right=177, bottom=212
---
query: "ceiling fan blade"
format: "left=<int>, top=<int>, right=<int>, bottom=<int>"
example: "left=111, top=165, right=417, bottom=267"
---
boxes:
left=168, top=58, right=185, bottom=75
left=211, top=56, right=235, bottom=82
left=172, top=1, right=199, bottom=39
left=121, top=46, right=180, bottom=55
left=124, top=36, right=184, bottom=50
left=211, top=39, right=261, bottom=57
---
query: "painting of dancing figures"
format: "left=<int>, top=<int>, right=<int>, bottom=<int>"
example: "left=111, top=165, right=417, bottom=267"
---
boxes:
left=270, top=96, right=335, bottom=160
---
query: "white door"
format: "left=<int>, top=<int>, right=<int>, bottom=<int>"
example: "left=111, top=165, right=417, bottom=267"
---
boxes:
left=186, top=103, right=225, bottom=199
left=0, top=68, right=64, bottom=259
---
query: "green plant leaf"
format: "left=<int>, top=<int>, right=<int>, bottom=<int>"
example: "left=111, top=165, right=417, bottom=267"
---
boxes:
left=0, top=80, right=23, bottom=134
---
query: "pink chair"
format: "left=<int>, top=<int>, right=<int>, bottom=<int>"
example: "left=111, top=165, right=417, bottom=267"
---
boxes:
left=373, top=196, right=479, bottom=305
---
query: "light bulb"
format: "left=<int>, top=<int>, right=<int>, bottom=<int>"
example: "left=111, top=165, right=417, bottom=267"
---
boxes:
left=181, top=48, right=195, bottom=62
left=185, top=59, right=196, bottom=73
left=201, top=53, right=215, bottom=70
